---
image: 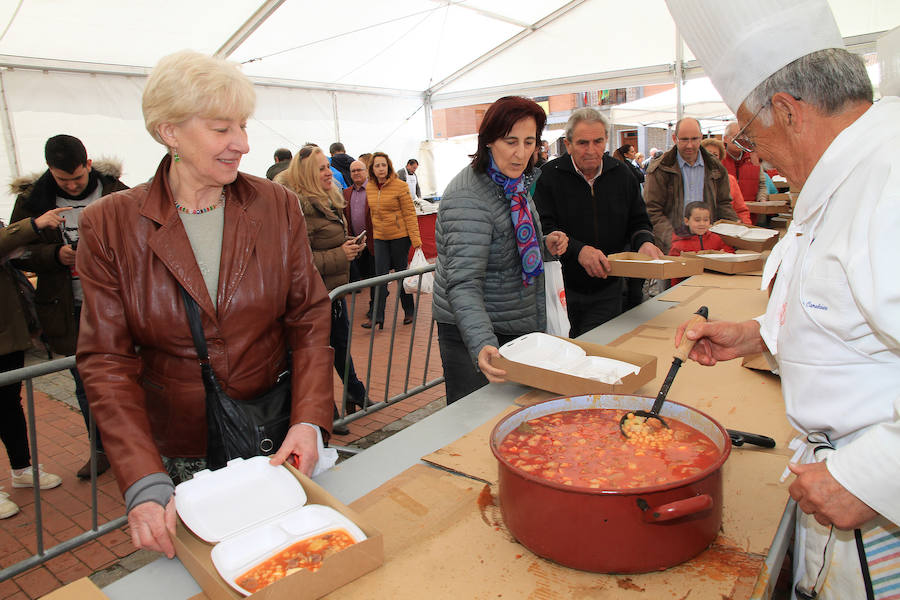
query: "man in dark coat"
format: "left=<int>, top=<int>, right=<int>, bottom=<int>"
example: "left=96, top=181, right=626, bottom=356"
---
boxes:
left=534, top=108, right=664, bottom=337
left=9, top=135, right=128, bottom=479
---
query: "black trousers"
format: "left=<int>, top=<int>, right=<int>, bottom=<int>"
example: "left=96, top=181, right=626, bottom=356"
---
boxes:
left=437, top=323, right=519, bottom=405
left=0, top=350, right=31, bottom=469
left=349, top=247, right=376, bottom=317
left=565, top=282, right=623, bottom=338
left=373, top=237, right=414, bottom=324
left=330, top=298, right=366, bottom=403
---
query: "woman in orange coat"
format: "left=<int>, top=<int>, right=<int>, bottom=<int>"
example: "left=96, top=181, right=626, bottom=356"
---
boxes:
left=363, top=152, right=422, bottom=329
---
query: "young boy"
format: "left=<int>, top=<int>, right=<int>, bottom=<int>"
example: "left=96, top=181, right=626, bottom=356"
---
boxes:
left=669, top=201, right=734, bottom=284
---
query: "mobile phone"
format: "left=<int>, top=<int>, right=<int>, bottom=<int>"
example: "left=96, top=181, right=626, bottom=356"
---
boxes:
left=353, top=230, right=366, bottom=244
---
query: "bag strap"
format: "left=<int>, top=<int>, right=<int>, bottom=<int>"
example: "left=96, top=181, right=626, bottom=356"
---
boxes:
left=178, top=284, right=211, bottom=367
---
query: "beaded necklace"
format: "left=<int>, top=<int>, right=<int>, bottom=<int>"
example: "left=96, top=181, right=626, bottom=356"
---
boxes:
left=175, top=190, right=225, bottom=215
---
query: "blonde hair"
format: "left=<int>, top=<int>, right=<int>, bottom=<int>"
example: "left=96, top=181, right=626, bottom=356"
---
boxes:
left=700, top=138, right=725, bottom=161
left=142, top=50, right=256, bottom=146
left=281, top=146, right=345, bottom=214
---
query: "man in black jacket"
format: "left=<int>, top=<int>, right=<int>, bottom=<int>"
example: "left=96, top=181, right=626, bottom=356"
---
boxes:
left=10, top=135, right=128, bottom=479
left=534, top=108, right=664, bottom=337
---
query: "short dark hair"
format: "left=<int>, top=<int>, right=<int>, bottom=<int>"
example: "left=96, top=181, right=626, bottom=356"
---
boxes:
left=329, top=142, right=346, bottom=154
left=274, top=147, right=292, bottom=161
left=406, top=159, right=418, bottom=166
left=368, top=151, right=395, bottom=181
left=45, top=135, right=87, bottom=172
left=470, top=96, right=546, bottom=174
left=684, top=201, right=711, bottom=219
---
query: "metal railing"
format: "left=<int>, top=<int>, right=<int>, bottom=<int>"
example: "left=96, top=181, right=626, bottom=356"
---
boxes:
left=0, top=357, right=126, bottom=582
left=0, top=263, right=442, bottom=580
left=330, top=263, right=444, bottom=430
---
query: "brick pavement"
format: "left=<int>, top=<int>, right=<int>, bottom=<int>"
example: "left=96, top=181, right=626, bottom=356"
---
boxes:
left=0, top=280, right=446, bottom=598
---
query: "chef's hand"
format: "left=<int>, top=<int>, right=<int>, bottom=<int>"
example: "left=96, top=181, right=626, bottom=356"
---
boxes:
left=128, top=496, right=177, bottom=558
left=578, top=245, right=611, bottom=278
left=545, top=231, right=568, bottom=257
left=270, top=423, right=319, bottom=476
left=477, top=345, right=507, bottom=383
left=788, top=462, right=878, bottom=529
left=34, top=206, right=72, bottom=230
left=675, top=319, right=766, bottom=366
left=58, top=244, right=77, bottom=266
left=637, top=241, right=665, bottom=260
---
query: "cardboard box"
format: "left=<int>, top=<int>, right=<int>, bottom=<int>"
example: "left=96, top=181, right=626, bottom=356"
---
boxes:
left=174, top=459, right=384, bottom=600
left=712, top=220, right=780, bottom=252
left=606, top=251, right=704, bottom=279
left=680, top=250, right=765, bottom=274
left=42, top=578, right=110, bottom=600
left=494, top=336, right=656, bottom=396
left=746, top=196, right=791, bottom=214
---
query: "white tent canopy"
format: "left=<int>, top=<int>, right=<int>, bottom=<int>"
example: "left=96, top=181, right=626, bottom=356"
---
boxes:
left=610, top=78, right=731, bottom=127
left=1, top=0, right=897, bottom=218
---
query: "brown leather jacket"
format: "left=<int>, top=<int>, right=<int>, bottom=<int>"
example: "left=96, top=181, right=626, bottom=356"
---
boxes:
left=76, top=156, right=335, bottom=494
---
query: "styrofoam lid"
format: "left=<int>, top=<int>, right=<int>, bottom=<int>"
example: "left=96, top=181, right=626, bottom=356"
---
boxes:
left=175, top=456, right=307, bottom=543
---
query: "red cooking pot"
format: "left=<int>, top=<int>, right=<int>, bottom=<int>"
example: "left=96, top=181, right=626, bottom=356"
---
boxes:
left=490, top=394, right=731, bottom=573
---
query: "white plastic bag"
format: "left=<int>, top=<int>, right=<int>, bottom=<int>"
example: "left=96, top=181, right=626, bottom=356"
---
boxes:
left=403, top=248, right=434, bottom=294
left=544, top=260, right=570, bottom=337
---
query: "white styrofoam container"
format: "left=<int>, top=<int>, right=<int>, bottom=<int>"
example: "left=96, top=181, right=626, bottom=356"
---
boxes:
left=175, top=456, right=366, bottom=596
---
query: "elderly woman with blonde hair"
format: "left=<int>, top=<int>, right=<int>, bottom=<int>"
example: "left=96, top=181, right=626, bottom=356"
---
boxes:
left=75, top=50, right=334, bottom=558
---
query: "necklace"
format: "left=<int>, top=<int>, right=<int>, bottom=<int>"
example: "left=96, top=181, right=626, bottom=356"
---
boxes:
left=175, top=191, right=225, bottom=215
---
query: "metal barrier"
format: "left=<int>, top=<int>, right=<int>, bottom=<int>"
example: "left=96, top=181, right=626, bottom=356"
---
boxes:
left=0, top=262, right=442, bottom=581
left=0, top=357, right=125, bottom=582
left=329, top=262, right=444, bottom=429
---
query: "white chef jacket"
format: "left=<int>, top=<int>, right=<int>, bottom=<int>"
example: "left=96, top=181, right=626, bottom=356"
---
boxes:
left=759, top=96, right=900, bottom=527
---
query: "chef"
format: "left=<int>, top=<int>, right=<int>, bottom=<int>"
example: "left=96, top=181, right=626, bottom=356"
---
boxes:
left=665, top=1, right=900, bottom=598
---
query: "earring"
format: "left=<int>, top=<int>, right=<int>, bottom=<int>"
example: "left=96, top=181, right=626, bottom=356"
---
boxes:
left=172, top=148, right=180, bottom=163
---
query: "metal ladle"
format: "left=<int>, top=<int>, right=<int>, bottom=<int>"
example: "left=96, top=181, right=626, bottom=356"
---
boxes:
left=620, top=306, right=709, bottom=437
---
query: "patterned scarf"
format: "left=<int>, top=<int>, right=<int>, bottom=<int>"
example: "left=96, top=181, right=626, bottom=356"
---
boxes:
left=486, top=153, right=543, bottom=286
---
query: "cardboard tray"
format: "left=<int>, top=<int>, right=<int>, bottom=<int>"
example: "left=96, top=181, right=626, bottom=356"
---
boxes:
left=680, top=250, right=765, bottom=275
left=494, top=336, right=657, bottom=396
left=746, top=198, right=791, bottom=214
left=174, top=459, right=384, bottom=600
left=606, top=252, right=704, bottom=279
left=711, top=220, right=780, bottom=252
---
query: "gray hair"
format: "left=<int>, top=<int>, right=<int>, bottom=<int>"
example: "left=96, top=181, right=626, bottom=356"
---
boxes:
left=565, top=107, right=609, bottom=140
left=744, top=48, right=872, bottom=126
left=723, top=121, right=739, bottom=140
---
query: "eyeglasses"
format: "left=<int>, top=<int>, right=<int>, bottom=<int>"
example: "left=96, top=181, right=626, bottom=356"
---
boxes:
left=676, top=136, right=701, bottom=145
left=729, top=101, right=769, bottom=154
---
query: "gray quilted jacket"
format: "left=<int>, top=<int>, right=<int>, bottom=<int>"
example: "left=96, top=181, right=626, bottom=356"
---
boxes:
left=432, top=165, right=548, bottom=365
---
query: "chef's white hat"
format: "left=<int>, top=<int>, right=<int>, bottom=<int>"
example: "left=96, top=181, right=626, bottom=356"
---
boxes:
left=665, top=0, right=844, bottom=112
left=878, top=26, right=900, bottom=97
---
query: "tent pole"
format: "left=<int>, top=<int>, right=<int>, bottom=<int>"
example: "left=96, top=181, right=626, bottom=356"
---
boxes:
left=423, top=91, right=434, bottom=141
left=0, top=71, right=20, bottom=179
left=331, top=91, right=340, bottom=143
left=675, top=27, right=684, bottom=123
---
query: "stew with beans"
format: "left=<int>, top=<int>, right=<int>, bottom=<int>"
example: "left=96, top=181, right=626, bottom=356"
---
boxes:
left=497, top=408, right=719, bottom=490
left=236, top=528, right=356, bottom=593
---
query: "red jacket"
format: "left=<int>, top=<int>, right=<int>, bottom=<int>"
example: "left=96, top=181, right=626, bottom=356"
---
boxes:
left=722, top=153, right=763, bottom=204
left=668, top=227, right=734, bottom=285
left=669, top=227, right=734, bottom=256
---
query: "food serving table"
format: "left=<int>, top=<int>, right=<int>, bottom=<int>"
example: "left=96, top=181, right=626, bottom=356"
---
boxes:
left=102, top=273, right=796, bottom=600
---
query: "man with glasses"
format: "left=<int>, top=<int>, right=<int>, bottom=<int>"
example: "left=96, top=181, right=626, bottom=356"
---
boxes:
left=668, top=0, right=900, bottom=597
left=343, top=160, right=375, bottom=318
left=644, top=117, right=737, bottom=252
left=722, top=121, right=769, bottom=204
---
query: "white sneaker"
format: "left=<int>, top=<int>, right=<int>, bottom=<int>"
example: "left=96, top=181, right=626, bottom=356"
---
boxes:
left=11, top=465, right=62, bottom=490
left=0, top=496, right=19, bottom=519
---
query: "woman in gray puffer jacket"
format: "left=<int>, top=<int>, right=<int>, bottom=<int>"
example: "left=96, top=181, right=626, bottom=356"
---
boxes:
left=433, top=97, right=568, bottom=404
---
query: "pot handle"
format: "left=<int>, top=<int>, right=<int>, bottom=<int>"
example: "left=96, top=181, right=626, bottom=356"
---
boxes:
left=640, top=494, right=713, bottom=523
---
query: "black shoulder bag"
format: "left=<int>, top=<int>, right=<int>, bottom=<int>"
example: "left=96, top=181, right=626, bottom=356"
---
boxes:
left=179, top=285, right=292, bottom=470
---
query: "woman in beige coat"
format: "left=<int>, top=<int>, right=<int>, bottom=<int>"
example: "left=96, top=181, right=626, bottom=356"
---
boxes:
left=279, top=146, right=368, bottom=429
